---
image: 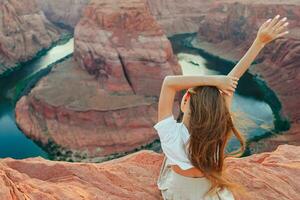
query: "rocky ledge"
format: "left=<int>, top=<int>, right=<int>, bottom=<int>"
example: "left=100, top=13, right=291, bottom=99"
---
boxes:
left=0, top=144, right=299, bottom=200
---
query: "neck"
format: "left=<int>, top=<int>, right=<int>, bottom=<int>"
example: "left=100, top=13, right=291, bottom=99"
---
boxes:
left=182, top=113, right=190, bottom=131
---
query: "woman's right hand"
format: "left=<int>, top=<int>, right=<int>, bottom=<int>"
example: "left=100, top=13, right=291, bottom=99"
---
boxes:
left=214, top=75, right=239, bottom=96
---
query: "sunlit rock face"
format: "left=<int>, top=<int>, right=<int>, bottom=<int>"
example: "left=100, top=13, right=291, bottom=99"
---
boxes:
left=36, top=0, right=90, bottom=29
left=0, top=0, right=61, bottom=74
left=74, top=0, right=181, bottom=96
left=0, top=145, right=299, bottom=200
left=15, top=0, right=181, bottom=161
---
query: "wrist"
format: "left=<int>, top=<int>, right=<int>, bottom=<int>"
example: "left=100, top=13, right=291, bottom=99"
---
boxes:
left=253, top=37, right=266, bottom=49
left=210, top=75, right=222, bottom=87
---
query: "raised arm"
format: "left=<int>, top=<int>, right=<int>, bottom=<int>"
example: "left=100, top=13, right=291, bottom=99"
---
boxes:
left=225, top=14, right=289, bottom=108
left=157, top=75, right=238, bottom=121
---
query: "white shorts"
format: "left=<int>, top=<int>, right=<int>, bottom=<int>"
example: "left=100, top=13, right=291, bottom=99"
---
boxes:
left=157, top=156, right=235, bottom=200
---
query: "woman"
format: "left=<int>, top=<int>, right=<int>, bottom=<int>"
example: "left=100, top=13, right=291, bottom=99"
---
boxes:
left=154, top=14, right=289, bottom=200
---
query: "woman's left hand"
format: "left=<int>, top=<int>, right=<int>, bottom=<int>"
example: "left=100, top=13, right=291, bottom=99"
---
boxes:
left=256, top=15, right=289, bottom=46
left=215, top=75, right=239, bottom=96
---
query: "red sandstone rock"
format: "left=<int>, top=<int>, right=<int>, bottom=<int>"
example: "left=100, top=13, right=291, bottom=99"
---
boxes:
left=37, top=0, right=90, bottom=29
left=147, top=0, right=210, bottom=36
left=15, top=0, right=182, bottom=161
left=15, top=58, right=178, bottom=161
left=74, top=0, right=181, bottom=96
left=0, top=0, right=62, bottom=74
left=0, top=144, right=299, bottom=200
left=192, top=0, right=300, bottom=153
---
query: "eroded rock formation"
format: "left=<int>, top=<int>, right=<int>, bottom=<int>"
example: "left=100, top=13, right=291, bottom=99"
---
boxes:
left=74, top=0, right=181, bottom=95
left=15, top=0, right=181, bottom=161
left=0, top=0, right=62, bottom=74
left=0, top=144, right=299, bottom=200
left=147, top=0, right=211, bottom=36
left=192, top=0, right=300, bottom=154
left=36, top=0, right=90, bottom=29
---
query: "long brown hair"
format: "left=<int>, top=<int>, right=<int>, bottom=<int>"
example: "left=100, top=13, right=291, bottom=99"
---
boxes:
left=185, top=86, right=247, bottom=198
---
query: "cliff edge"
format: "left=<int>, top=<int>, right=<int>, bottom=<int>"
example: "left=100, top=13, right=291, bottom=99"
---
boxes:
left=0, top=144, right=299, bottom=200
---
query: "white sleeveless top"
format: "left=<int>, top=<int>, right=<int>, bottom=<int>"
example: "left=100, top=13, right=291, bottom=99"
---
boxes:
left=154, top=115, right=236, bottom=199
left=153, top=114, right=194, bottom=170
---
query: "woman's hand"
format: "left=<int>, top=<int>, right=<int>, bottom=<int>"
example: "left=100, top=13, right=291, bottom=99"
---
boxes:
left=256, top=15, right=289, bottom=47
left=214, top=75, right=239, bottom=96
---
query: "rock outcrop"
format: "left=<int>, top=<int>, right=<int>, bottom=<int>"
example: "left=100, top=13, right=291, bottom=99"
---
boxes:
left=191, top=0, right=300, bottom=154
left=0, top=144, right=299, bottom=200
left=0, top=0, right=62, bottom=74
left=147, top=0, right=210, bottom=36
left=37, top=0, right=90, bottom=29
left=74, top=0, right=181, bottom=95
left=15, top=0, right=181, bottom=161
left=14, top=0, right=299, bottom=161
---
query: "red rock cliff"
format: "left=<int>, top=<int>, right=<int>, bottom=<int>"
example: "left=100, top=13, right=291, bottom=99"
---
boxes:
left=0, top=144, right=299, bottom=200
left=74, top=0, right=180, bottom=95
left=0, top=0, right=62, bottom=74
left=15, top=0, right=181, bottom=161
left=36, top=0, right=90, bottom=29
left=191, top=0, right=300, bottom=153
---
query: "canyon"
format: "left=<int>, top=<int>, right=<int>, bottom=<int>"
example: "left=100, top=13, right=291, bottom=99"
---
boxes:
left=15, top=0, right=181, bottom=161
left=0, top=0, right=63, bottom=74
left=14, top=0, right=300, bottom=159
left=191, top=0, right=300, bottom=153
left=0, top=0, right=299, bottom=199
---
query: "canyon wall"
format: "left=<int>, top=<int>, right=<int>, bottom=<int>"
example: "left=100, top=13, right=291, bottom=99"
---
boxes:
left=0, top=0, right=62, bottom=74
left=190, top=0, right=300, bottom=154
left=13, top=0, right=299, bottom=159
left=36, top=0, right=90, bottom=29
left=0, top=144, right=299, bottom=199
left=74, top=0, right=181, bottom=95
left=15, top=0, right=181, bottom=161
left=147, top=0, right=211, bottom=36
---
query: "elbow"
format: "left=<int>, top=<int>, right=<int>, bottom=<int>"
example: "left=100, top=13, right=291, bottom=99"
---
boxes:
left=163, top=75, right=180, bottom=91
left=163, top=76, right=174, bottom=87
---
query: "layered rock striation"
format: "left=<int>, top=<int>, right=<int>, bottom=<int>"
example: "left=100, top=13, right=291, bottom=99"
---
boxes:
left=36, top=0, right=90, bottom=29
left=74, top=0, right=181, bottom=96
left=0, top=0, right=62, bottom=74
left=0, top=144, right=299, bottom=200
left=15, top=0, right=181, bottom=161
left=191, top=0, right=300, bottom=153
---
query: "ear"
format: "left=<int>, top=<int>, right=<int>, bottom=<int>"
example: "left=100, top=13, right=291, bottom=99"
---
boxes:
left=180, top=92, right=189, bottom=113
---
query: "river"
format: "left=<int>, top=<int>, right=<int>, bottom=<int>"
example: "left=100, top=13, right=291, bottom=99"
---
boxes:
left=0, top=34, right=284, bottom=159
left=0, top=38, right=74, bottom=159
left=169, top=34, right=285, bottom=154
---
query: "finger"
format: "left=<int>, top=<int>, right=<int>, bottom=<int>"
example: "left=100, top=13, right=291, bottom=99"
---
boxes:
left=227, top=90, right=233, bottom=96
left=231, top=81, right=238, bottom=87
left=228, top=87, right=235, bottom=93
left=231, top=81, right=237, bottom=87
left=266, top=14, right=280, bottom=29
left=222, top=90, right=230, bottom=96
left=275, top=31, right=289, bottom=39
left=229, top=76, right=239, bottom=81
left=273, top=17, right=287, bottom=31
left=261, top=18, right=272, bottom=30
left=234, top=76, right=239, bottom=81
left=275, top=22, right=288, bottom=34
